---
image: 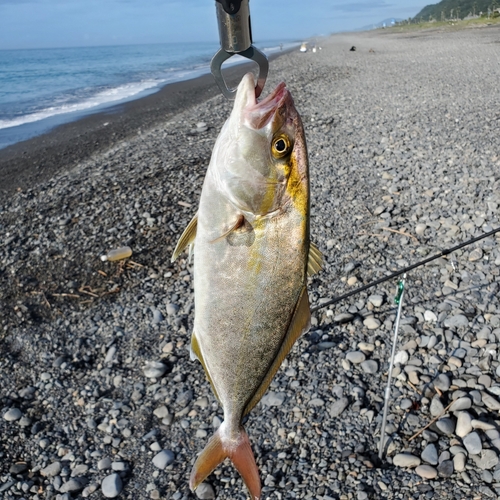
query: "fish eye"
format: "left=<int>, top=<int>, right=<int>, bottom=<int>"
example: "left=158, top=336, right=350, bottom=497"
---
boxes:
left=272, top=134, right=292, bottom=159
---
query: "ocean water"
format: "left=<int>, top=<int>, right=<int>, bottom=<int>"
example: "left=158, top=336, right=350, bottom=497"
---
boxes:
left=0, top=40, right=298, bottom=149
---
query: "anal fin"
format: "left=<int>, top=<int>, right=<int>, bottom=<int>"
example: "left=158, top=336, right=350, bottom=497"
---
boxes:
left=171, top=213, right=198, bottom=263
left=191, top=332, right=220, bottom=403
left=243, top=286, right=311, bottom=416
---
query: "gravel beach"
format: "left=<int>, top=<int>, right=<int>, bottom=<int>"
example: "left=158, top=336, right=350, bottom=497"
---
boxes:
left=2, top=25, right=500, bottom=500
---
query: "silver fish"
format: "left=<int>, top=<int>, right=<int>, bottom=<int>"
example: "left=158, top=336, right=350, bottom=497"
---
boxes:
left=172, top=73, right=322, bottom=499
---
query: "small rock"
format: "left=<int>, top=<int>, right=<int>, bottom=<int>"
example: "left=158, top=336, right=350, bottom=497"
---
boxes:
left=368, top=295, right=383, bottom=307
left=261, top=392, right=285, bottom=406
left=434, top=374, right=451, bottom=392
left=437, top=460, right=454, bottom=478
left=363, top=317, right=381, bottom=330
left=346, top=351, right=365, bottom=364
left=360, top=360, right=378, bottom=374
left=153, top=406, right=170, bottom=419
left=393, top=453, right=421, bottom=468
left=481, top=392, right=500, bottom=411
left=347, top=276, right=358, bottom=286
left=394, top=351, right=409, bottom=365
left=430, top=396, right=444, bottom=417
left=152, top=450, right=175, bottom=469
left=60, top=479, right=85, bottom=493
left=329, top=397, right=349, bottom=417
left=166, top=303, right=179, bottom=316
left=143, top=361, right=168, bottom=379
left=416, top=223, right=426, bottom=236
left=151, top=309, right=163, bottom=324
left=424, top=310, right=437, bottom=322
left=436, top=418, right=455, bottom=435
left=474, top=450, right=498, bottom=470
left=421, top=444, right=438, bottom=465
left=463, top=432, right=482, bottom=455
left=450, top=397, right=472, bottom=412
left=444, top=315, right=469, bottom=328
left=415, top=465, right=437, bottom=479
left=3, top=408, right=22, bottom=421
left=41, top=462, right=62, bottom=477
left=469, top=248, right=483, bottom=262
left=454, top=453, right=466, bottom=472
left=334, top=313, right=354, bottom=323
left=456, top=411, right=473, bottom=438
left=98, top=458, right=112, bottom=471
left=101, top=473, right=123, bottom=498
left=195, top=482, right=215, bottom=499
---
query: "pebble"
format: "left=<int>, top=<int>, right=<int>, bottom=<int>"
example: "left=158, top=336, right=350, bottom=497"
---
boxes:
left=454, top=453, right=467, bottom=472
left=434, top=374, right=451, bottom=392
left=261, top=392, right=285, bottom=406
left=437, top=460, right=454, bottom=478
left=347, top=276, right=358, bottom=286
left=152, top=450, right=175, bottom=469
left=101, top=473, right=123, bottom=498
left=195, top=482, right=215, bottom=499
left=329, top=397, right=349, bottom=417
left=393, top=453, right=421, bottom=468
left=456, top=411, right=473, bottom=438
left=444, top=315, right=469, bottom=328
left=363, top=317, right=381, bottom=330
left=3, top=408, right=22, bottom=421
left=166, top=303, right=179, bottom=316
left=421, top=444, right=438, bottom=465
left=60, top=478, right=85, bottom=493
left=450, top=397, right=472, bottom=412
left=430, top=396, right=444, bottom=417
left=143, top=361, right=168, bottom=378
left=436, top=418, right=455, bottom=435
left=394, top=351, right=408, bottom=365
left=415, top=465, right=438, bottom=479
left=360, top=360, right=378, bottom=374
left=474, top=450, right=499, bottom=470
left=424, top=310, right=437, bottom=322
left=463, top=432, right=482, bottom=455
left=346, top=351, right=365, bottom=364
left=368, top=295, right=383, bottom=307
left=481, top=392, right=500, bottom=410
left=153, top=406, right=170, bottom=419
left=98, top=458, right=112, bottom=470
left=41, top=461, right=62, bottom=477
left=334, top=313, right=354, bottom=323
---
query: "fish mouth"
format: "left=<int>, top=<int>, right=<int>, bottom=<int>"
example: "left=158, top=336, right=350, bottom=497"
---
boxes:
left=243, top=78, right=291, bottom=130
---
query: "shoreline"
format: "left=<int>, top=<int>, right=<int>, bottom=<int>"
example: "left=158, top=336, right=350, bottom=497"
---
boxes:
left=0, top=49, right=292, bottom=203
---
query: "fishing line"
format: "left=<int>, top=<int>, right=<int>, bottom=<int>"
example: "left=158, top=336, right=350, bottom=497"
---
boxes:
left=311, top=225, right=500, bottom=314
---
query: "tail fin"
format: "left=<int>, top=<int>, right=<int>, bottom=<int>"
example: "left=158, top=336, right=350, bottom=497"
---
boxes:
left=189, top=425, right=261, bottom=500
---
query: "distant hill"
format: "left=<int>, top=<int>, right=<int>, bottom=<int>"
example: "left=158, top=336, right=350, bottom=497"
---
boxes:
left=414, top=0, right=496, bottom=21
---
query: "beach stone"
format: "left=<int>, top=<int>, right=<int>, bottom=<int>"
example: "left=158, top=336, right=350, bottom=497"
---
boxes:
left=357, top=342, right=375, bottom=352
left=456, top=411, right=473, bottom=438
left=421, top=444, right=438, bottom=465
left=360, top=360, right=378, bottom=374
left=153, top=406, right=170, bottom=419
left=444, top=315, right=469, bottom=328
left=152, top=450, right=175, bottom=469
left=143, top=361, right=167, bottom=379
left=347, top=276, right=358, bottom=286
left=41, top=461, right=62, bottom=477
left=415, top=465, right=438, bottom=479
left=450, top=397, right=472, bottom=412
left=166, top=303, right=179, bottom=316
left=393, top=453, right=421, bottom=468
left=60, top=479, right=85, bottom=493
left=469, top=248, right=483, bottom=262
left=430, top=396, right=444, bottom=417
left=454, top=453, right=466, bottom=472
left=101, top=473, right=122, bottom=498
left=346, top=351, right=365, bottom=364
left=261, top=392, right=285, bottom=406
left=334, top=313, right=354, bottom=323
left=98, top=458, right=112, bottom=470
left=471, top=420, right=495, bottom=431
left=195, top=482, right=215, bottom=499
left=416, top=223, right=426, bottom=236
left=363, top=317, right=381, bottom=330
left=481, top=392, right=500, bottom=410
left=463, top=432, right=482, bottom=455
left=368, top=295, right=383, bottom=307
left=436, top=418, right=455, bottom=435
left=438, top=460, right=454, bottom=478
left=424, top=310, right=437, bottom=322
left=394, top=351, right=408, bottom=365
left=422, top=430, right=439, bottom=443
left=474, top=450, right=498, bottom=470
left=3, top=408, right=22, bottom=421
left=400, top=398, right=412, bottom=410
left=329, top=397, right=349, bottom=417
left=434, top=374, right=451, bottom=392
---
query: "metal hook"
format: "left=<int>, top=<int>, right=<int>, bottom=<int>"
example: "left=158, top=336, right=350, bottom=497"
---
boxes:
left=210, top=46, right=269, bottom=100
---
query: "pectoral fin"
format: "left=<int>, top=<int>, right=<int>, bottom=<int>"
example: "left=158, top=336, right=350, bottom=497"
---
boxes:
left=191, top=332, right=220, bottom=403
left=307, top=241, right=323, bottom=276
left=171, top=213, right=198, bottom=263
left=243, top=286, right=311, bottom=416
left=210, top=215, right=246, bottom=244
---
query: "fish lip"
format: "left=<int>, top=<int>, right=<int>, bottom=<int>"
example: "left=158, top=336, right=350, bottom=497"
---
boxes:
left=244, top=81, right=291, bottom=130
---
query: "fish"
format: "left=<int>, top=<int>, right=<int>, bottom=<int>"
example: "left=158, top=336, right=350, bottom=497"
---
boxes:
left=171, top=72, right=322, bottom=499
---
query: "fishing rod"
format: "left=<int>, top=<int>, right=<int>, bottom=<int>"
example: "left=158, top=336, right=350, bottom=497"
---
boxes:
left=311, top=225, right=500, bottom=313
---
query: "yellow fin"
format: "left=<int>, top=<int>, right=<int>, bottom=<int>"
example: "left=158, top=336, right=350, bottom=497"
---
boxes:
left=307, top=241, right=323, bottom=276
left=210, top=214, right=246, bottom=244
left=191, top=332, right=220, bottom=403
left=171, top=213, right=197, bottom=263
left=243, top=286, right=311, bottom=416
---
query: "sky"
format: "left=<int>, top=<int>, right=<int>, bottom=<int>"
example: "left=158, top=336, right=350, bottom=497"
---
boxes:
left=0, top=0, right=430, bottom=50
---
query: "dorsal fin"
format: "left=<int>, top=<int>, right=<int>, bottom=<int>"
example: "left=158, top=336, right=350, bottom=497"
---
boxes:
left=243, top=286, right=311, bottom=416
left=307, top=241, right=323, bottom=276
left=171, top=213, right=198, bottom=263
